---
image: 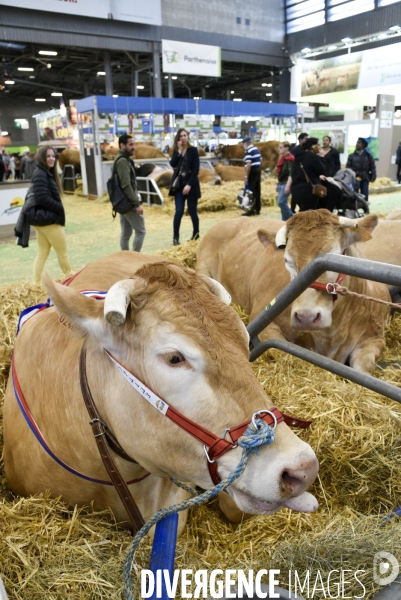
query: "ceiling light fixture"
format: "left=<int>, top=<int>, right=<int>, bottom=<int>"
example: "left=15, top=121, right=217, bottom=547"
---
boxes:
left=231, top=90, right=235, bottom=94
left=137, top=85, right=144, bottom=89
left=1, top=131, right=9, bottom=136
left=4, top=80, right=15, bottom=84
left=35, top=98, right=46, bottom=102
left=265, top=93, right=272, bottom=96
left=51, top=92, right=62, bottom=96
left=171, top=76, right=177, bottom=80
left=267, top=83, right=272, bottom=87
left=233, top=98, right=242, bottom=101
left=29, top=75, right=35, bottom=79
left=97, top=71, right=106, bottom=76
left=112, top=94, right=118, bottom=98
left=39, top=50, right=58, bottom=56
left=261, top=83, right=268, bottom=87
left=18, top=67, right=34, bottom=72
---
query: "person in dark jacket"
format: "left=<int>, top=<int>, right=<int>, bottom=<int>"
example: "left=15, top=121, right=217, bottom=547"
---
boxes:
left=320, top=135, right=341, bottom=177
left=116, top=134, right=146, bottom=252
left=346, top=137, right=376, bottom=202
left=30, top=146, right=72, bottom=283
left=291, top=132, right=309, bottom=157
left=286, top=137, right=342, bottom=213
left=396, top=141, right=401, bottom=184
left=169, top=128, right=201, bottom=245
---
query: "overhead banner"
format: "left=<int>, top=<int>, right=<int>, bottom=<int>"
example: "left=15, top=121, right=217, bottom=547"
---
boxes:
left=0, top=0, right=162, bottom=25
left=293, top=42, right=401, bottom=98
left=162, top=40, right=221, bottom=78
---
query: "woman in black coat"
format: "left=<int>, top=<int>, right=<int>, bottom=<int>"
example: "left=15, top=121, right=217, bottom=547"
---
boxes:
left=30, top=146, right=72, bottom=283
left=289, top=137, right=342, bottom=213
left=169, top=128, right=201, bottom=245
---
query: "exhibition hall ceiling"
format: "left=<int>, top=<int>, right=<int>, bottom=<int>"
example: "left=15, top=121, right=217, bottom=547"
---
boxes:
left=0, top=43, right=283, bottom=104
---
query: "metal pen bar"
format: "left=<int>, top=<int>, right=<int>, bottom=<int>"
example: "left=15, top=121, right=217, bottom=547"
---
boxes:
left=247, top=253, right=401, bottom=341
left=250, top=338, right=401, bottom=404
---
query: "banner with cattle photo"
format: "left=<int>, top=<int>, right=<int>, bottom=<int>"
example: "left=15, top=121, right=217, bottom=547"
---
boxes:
left=294, top=41, right=401, bottom=99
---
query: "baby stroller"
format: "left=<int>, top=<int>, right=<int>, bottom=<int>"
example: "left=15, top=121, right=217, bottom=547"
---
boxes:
left=333, top=168, right=370, bottom=218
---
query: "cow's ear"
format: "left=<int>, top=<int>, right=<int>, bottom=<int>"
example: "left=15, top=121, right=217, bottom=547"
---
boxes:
left=43, top=273, right=104, bottom=338
left=342, top=214, right=378, bottom=246
left=257, top=229, right=277, bottom=248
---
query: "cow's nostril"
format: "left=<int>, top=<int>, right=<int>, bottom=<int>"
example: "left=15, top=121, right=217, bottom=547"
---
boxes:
left=281, top=470, right=303, bottom=494
left=313, top=312, right=321, bottom=324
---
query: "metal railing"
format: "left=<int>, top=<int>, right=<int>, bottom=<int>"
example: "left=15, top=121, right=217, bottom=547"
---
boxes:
left=136, top=177, right=164, bottom=206
left=246, top=253, right=401, bottom=403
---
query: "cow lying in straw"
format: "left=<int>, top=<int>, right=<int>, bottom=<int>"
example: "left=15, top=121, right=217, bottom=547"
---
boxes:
left=196, top=210, right=390, bottom=374
left=3, top=253, right=318, bottom=531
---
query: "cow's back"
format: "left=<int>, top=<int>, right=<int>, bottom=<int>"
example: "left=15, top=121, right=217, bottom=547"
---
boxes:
left=68, top=252, right=164, bottom=292
left=359, top=220, right=401, bottom=268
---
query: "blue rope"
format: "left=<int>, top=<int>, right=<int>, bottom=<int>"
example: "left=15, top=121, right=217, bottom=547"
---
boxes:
left=123, top=418, right=275, bottom=599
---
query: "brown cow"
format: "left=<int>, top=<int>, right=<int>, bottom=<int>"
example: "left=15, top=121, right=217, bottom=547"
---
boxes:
left=134, top=146, right=166, bottom=159
left=58, top=149, right=81, bottom=174
left=3, top=252, right=318, bottom=531
left=214, top=162, right=245, bottom=181
left=198, top=167, right=221, bottom=185
left=215, top=141, right=279, bottom=172
left=196, top=211, right=390, bottom=374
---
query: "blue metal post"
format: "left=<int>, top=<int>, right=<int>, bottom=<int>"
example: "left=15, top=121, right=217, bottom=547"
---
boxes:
left=149, top=513, right=179, bottom=600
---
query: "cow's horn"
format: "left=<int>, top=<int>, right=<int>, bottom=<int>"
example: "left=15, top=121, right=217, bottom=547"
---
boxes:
left=275, top=225, right=287, bottom=249
left=104, top=279, right=137, bottom=326
left=209, top=278, right=231, bottom=305
left=338, top=216, right=359, bottom=227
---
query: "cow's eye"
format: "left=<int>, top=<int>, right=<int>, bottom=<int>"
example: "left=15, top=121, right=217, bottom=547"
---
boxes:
left=166, top=352, right=186, bottom=366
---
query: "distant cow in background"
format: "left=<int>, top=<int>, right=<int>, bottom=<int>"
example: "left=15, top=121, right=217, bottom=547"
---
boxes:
left=214, top=163, right=245, bottom=181
left=58, top=149, right=81, bottom=175
left=215, top=141, right=279, bottom=172
left=134, top=146, right=165, bottom=159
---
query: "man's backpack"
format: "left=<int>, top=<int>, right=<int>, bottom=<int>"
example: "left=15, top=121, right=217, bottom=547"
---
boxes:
left=107, top=156, right=134, bottom=217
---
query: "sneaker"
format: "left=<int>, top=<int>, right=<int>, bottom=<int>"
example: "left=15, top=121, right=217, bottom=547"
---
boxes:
left=173, top=238, right=180, bottom=246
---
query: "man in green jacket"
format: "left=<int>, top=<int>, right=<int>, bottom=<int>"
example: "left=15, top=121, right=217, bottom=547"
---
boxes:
left=116, top=134, right=146, bottom=252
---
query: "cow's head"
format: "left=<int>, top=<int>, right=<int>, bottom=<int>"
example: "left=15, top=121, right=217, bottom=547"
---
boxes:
left=277, top=210, right=378, bottom=330
left=213, top=144, right=225, bottom=159
left=44, top=261, right=318, bottom=517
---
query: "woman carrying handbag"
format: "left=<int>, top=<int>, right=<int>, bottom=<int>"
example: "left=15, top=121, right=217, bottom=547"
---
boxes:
left=29, top=146, right=72, bottom=283
left=169, top=128, right=201, bottom=246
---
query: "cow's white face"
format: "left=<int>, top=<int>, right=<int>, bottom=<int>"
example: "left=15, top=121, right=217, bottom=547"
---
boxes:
left=45, top=264, right=319, bottom=516
left=284, top=238, right=343, bottom=330
left=282, top=211, right=378, bottom=332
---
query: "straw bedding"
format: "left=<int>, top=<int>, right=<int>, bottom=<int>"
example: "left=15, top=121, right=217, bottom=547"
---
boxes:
left=1, top=250, right=401, bottom=599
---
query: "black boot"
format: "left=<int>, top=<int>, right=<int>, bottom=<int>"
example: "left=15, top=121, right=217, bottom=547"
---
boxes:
left=188, top=232, right=200, bottom=241
left=173, top=237, right=180, bottom=246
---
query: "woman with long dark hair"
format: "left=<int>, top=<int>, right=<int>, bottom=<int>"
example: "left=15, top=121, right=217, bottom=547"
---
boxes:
left=30, top=146, right=72, bottom=283
left=169, top=128, right=201, bottom=246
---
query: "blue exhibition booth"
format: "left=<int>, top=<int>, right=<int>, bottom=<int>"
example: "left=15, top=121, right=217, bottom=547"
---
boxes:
left=75, top=95, right=298, bottom=196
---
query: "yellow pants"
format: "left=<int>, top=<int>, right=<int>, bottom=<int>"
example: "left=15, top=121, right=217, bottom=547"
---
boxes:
left=33, top=224, right=72, bottom=283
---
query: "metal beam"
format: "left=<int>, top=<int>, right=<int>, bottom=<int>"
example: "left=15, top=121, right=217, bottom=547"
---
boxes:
left=12, top=78, right=83, bottom=95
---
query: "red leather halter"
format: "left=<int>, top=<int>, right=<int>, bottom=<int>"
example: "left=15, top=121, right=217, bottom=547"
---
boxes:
left=309, top=272, right=346, bottom=302
left=105, top=350, right=312, bottom=485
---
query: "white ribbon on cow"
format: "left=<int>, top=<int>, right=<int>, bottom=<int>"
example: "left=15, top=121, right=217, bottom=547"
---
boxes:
left=104, top=276, right=232, bottom=326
